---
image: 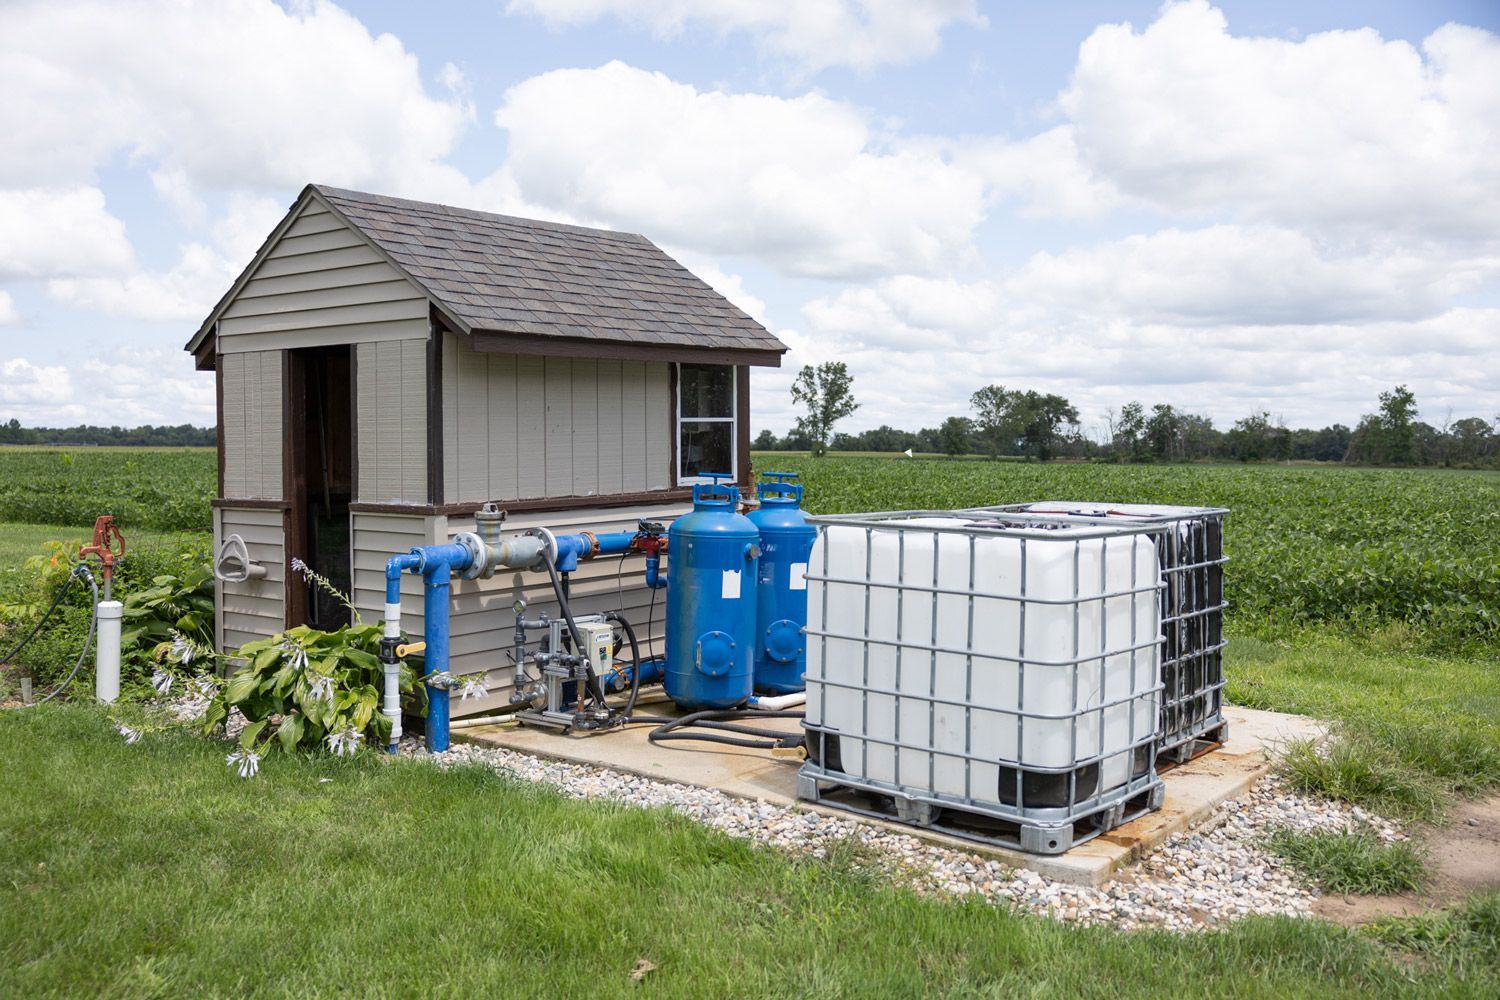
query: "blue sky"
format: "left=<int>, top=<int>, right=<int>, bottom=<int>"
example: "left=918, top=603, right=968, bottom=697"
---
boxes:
left=2, top=0, right=1497, bottom=437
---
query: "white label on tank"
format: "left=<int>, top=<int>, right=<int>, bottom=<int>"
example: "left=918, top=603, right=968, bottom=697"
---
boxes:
left=722, top=569, right=741, bottom=599
left=789, top=562, right=808, bottom=590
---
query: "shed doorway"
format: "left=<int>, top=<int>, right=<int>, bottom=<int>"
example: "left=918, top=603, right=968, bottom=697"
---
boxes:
left=286, top=345, right=353, bottom=630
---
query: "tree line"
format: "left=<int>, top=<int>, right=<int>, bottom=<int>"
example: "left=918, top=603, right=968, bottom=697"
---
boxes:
left=764, top=367, right=1499, bottom=468
left=0, top=419, right=215, bottom=447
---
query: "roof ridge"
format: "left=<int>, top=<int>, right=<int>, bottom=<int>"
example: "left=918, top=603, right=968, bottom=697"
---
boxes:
left=311, top=183, right=651, bottom=244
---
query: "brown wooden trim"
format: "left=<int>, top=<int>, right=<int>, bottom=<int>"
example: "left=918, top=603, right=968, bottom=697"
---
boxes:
left=427, top=310, right=444, bottom=506
left=471, top=330, right=783, bottom=368
left=668, top=361, right=679, bottom=489
left=194, top=327, right=218, bottom=371
left=213, top=498, right=292, bottom=511
left=350, top=488, right=693, bottom=518
left=215, top=357, right=226, bottom=496
left=282, top=350, right=309, bottom=629
left=348, top=345, right=359, bottom=504
left=735, top=364, right=751, bottom=489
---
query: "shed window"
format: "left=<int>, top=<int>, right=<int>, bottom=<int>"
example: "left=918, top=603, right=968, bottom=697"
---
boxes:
left=678, top=364, right=736, bottom=483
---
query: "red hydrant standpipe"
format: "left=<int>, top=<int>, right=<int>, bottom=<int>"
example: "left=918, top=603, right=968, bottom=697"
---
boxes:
left=79, top=515, right=126, bottom=702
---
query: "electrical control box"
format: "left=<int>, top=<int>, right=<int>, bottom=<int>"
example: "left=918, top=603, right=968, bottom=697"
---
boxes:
left=578, top=620, right=614, bottom=679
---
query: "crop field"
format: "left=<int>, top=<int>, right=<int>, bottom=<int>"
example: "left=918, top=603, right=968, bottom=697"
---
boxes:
left=0, top=446, right=215, bottom=533
left=760, top=456, right=1500, bottom=652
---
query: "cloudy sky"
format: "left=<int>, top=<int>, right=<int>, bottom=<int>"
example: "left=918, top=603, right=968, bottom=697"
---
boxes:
left=2, top=0, right=1497, bottom=438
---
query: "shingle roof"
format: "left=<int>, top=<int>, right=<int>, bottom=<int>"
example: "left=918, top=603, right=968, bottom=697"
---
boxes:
left=313, top=185, right=785, bottom=357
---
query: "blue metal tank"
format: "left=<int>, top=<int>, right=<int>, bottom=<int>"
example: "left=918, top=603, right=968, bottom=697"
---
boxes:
left=663, top=478, right=761, bottom=710
left=747, top=472, right=816, bottom=694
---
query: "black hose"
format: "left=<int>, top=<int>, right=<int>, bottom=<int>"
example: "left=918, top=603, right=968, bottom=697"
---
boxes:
left=604, top=611, right=645, bottom=718
left=6, top=565, right=99, bottom=705
left=541, top=556, right=608, bottom=709
left=645, top=709, right=806, bottom=751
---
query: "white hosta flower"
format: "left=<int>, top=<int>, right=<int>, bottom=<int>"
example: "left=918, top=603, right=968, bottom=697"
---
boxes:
left=307, top=673, right=336, bottom=704
left=116, top=723, right=142, bottom=745
left=458, top=676, right=487, bottom=702
left=150, top=669, right=174, bottom=695
left=290, top=557, right=309, bottom=576
left=326, top=726, right=363, bottom=757
left=193, top=675, right=218, bottom=698
left=226, top=749, right=261, bottom=779
left=279, top=639, right=308, bottom=673
left=169, top=632, right=196, bottom=665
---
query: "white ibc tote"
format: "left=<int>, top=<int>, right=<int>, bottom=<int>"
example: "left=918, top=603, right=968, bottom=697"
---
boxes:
left=798, top=511, right=1166, bottom=853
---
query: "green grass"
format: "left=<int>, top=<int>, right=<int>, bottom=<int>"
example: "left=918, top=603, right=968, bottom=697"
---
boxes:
left=1367, top=894, right=1500, bottom=979
left=1266, top=827, right=1427, bottom=895
left=1226, top=625, right=1500, bottom=822
left=2, top=705, right=1492, bottom=998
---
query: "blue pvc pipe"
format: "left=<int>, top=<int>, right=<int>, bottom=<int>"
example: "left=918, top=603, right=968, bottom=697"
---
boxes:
left=644, top=554, right=668, bottom=590
left=601, top=656, right=666, bottom=693
left=423, top=558, right=453, bottom=753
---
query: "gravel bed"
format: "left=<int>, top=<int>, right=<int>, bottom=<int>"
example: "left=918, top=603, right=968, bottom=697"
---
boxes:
left=399, top=736, right=1405, bottom=932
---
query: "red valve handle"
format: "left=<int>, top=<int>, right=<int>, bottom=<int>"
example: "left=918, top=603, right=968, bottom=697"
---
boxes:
left=79, top=515, right=127, bottom=581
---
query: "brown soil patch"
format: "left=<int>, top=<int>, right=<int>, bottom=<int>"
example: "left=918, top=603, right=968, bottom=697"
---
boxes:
left=1314, top=794, right=1500, bottom=925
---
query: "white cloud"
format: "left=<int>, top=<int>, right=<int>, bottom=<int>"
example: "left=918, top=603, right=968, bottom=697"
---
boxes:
left=0, top=292, right=18, bottom=325
left=1049, top=1, right=1500, bottom=238
left=506, top=0, right=984, bottom=73
left=0, top=349, right=213, bottom=425
left=0, top=0, right=472, bottom=200
left=0, top=188, right=134, bottom=280
left=494, top=61, right=986, bottom=278
left=46, top=193, right=286, bottom=323
left=1004, top=225, right=1498, bottom=327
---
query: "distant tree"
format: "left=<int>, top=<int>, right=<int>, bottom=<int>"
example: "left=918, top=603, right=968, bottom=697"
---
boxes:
left=1145, top=404, right=1183, bottom=462
left=790, top=363, right=859, bottom=457
left=1113, top=401, right=1147, bottom=462
left=937, top=416, right=972, bottom=456
left=1376, top=385, right=1418, bottom=465
left=1225, top=411, right=1291, bottom=462
left=969, top=386, right=1079, bottom=461
left=970, top=385, right=1012, bottom=458
left=1450, top=416, right=1495, bottom=467
left=752, top=429, right=777, bottom=450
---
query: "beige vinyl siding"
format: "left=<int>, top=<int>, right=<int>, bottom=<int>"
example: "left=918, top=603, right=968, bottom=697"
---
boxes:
left=215, top=506, right=286, bottom=650
left=220, top=351, right=283, bottom=499
left=216, top=202, right=428, bottom=355
left=440, top=334, right=672, bottom=504
left=356, top=339, right=429, bottom=503
left=440, top=503, right=690, bottom=717
left=350, top=512, right=437, bottom=639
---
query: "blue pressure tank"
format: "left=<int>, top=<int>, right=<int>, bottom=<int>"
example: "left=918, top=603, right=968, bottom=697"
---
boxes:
left=663, top=479, right=761, bottom=710
left=747, top=472, right=816, bottom=694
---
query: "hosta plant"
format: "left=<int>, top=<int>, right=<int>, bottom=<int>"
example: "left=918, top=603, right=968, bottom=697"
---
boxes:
left=202, top=622, right=428, bottom=764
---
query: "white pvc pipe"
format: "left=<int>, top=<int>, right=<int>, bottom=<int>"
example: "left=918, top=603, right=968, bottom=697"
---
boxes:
left=449, top=714, right=518, bottom=730
left=748, top=690, right=805, bottom=711
left=95, top=600, right=122, bottom=703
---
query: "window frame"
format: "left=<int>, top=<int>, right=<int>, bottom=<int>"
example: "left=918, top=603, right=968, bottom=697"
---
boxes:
left=675, top=363, right=737, bottom=486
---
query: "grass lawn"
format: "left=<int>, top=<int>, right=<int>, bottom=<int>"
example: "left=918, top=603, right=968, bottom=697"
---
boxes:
left=3, top=705, right=1495, bottom=998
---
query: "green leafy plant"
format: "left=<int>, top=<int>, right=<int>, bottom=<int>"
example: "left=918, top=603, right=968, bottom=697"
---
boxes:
left=203, top=622, right=427, bottom=767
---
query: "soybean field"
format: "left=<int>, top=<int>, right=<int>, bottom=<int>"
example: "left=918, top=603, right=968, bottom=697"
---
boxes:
left=0, top=447, right=215, bottom=533
left=760, top=456, right=1500, bottom=652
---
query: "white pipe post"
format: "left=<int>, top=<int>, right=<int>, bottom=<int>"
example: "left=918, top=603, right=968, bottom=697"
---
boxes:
left=95, top=600, right=123, bottom=702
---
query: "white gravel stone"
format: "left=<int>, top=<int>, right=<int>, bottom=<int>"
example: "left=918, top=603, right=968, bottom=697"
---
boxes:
left=396, top=735, right=1405, bottom=932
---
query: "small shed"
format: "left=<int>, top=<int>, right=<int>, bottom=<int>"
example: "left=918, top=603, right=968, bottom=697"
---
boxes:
left=186, top=184, right=786, bottom=715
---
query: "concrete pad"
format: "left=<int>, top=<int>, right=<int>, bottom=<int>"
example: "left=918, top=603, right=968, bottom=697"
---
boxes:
left=458, top=705, right=1322, bottom=887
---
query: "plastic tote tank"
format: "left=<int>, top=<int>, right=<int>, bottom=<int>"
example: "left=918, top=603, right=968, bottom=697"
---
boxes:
left=797, top=512, right=1166, bottom=854
left=971, top=502, right=1228, bottom=763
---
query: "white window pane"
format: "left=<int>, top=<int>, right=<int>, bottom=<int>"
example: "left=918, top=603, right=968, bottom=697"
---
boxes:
left=681, top=421, right=733, bottom=479
left=680, top=364, right=733, bottom=418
